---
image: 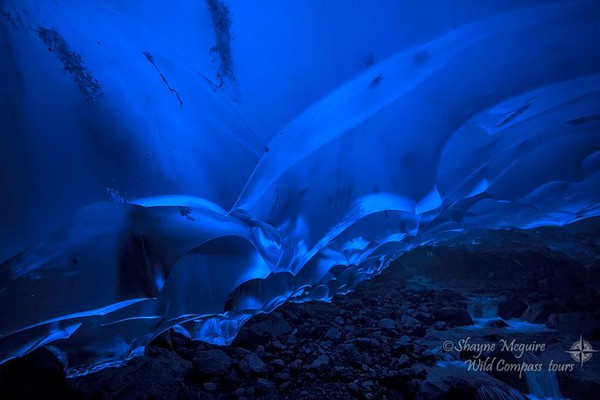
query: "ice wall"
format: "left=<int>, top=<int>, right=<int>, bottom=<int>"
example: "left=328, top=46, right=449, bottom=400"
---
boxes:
left=0, top=0, right=599, bottom=375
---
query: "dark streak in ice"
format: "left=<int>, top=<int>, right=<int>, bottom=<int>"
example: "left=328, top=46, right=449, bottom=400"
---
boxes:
left=496, top=103, right=531, bottom=127
left=206, top=0, right=236, bottom=88
left=369, top=73, right=383, bottom=89
left=1, top=12, right=19, bottom=30
left=566, top=113, right=600, bottom=126
left=142, top=51, right=184, bottom=108
left=37, top=27, right=103, bottom=103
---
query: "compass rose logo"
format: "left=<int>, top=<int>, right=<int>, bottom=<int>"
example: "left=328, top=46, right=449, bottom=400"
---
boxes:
left=565, top=335, right=598, bottom=367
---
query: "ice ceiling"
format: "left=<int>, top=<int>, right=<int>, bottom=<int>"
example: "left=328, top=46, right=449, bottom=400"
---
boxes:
left=1, top=0, right=599, bottom=376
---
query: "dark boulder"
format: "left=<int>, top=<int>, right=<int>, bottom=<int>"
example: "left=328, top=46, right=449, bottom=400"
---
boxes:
left=434, top=307, right=473, bottom=326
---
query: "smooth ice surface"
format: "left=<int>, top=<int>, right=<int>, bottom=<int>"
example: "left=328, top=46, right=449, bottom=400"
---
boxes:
left=1, top=0, right=599, bottom=375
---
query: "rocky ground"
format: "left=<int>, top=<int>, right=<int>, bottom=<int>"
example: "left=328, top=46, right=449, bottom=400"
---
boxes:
left=1, top=228, right=600, bottom=399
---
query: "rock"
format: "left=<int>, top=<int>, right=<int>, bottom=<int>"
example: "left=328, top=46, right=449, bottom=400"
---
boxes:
left=434, top=307, right=473, bottom=326
left=203, top=382, right=217, bottom=391
left=254, top=378, right=276, bottom=396
left=378, top=318, right=397, bottom=330
left=309, top=355, right=330, bottom=372
left=398, top=335, right=412, bottom=346
left=240, top=353, right=267, bottom=376
left=484, top=319, right=509, bottom=329
left=247, top=314, right=292, bottom=337
left=347, top=382, right=361, bottom=394
left=288, top=359, right=303, bottom=373
left=435, top=289, right=468, bottom=306
left=270, top=340, right=286, bottom=350
left=337, top=344, right=362, bottom=367
left=498, top=297, right=527, bottom=319
left=300, top=301, right=342, bottom=318
left=356, top=337, right=376, bottom=349
left=273, top=372, right=292, bottom=382
left=232, top=327, right=263, bottom=350
left=0, top=347, right=73, bottom=400
left=149, top=329, right=173, bottom=350
left=401, top=314, right=421, bottom=326
left=522, top=301, right=563, bottom=323
left=69, top=347, right=193, bottom=400
left=398, top=354, right=411, bottom=368
left=324, top=327, right=342, bottom=340
left=232, top=314, right=292, bottom=350
left=547, top=312, right=598, bottom=334
left=362, top=380, right=376, bottom=391
left=175, top=346, right=195, bottom=361
left=221, top=370, right=243, bottom=389
left=193, top=349, right=232, bottom=378
left=434, top=321, right=446, bottom=330
left=270, top=359, right=285, bottom=368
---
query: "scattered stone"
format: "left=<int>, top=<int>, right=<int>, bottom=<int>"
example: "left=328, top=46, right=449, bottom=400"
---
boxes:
left=325, top=327, right=342, bottom=340
left=378, top=318, right=396, bottom=330
left=309, top=355, right=330, bottom=372
left=347, top=382, right=361, bottom=394
left=289, top=359, right=303, bottom=373
left=193, top=349, right=232, bottom=378
left=401, top=314, right=421, bottom=326
left=273, top=372, right=292, bottom=382
left=254, top=378, right=275, bottom=396
left=397, top=354, right=411, bottom=368
left=498, top=297, right=528, bottom=320
left=434, top=307, right=473, bottom=326
left=239, top=353, right=266, bottom=376
left=14, top=231, right=598, bottom=400
left=484, top=318, right=509, bottom=329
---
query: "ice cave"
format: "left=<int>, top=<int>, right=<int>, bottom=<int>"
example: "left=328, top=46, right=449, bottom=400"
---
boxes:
left=0, top=0, right=599, bottom=395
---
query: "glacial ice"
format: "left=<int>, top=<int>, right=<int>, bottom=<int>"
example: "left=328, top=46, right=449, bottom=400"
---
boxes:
left=0, top=0, right=599, bottom=375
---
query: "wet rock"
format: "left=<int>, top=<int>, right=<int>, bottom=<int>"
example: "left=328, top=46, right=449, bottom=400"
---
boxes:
left=255, top=378, right=276, bottom=396
left=325, top=327, right=342, bottom=340
left=547, top=312, right=598, bottom=334
left=70, top=347, right=193, bottom=400
left=150, top=329, right=174, bottom=350
left=193, top=349, right=232, bottom=378
left=401, top=314, right=421, bottom=326
left=498, top=297, right=527, bottom=319
left=522, top=301, right=563, bottom=323
left=240, top=353, right=267, bottom=376
left=232, top=314, right=292, bottom=350
left=378, top=318, right=397, bottom=330
left=337, top=343, right=362, bottom=367
left=434, top=307, right=473, bottom=326
left=347, top=382, right=361, bottom=394
left=484, top=319, right=509, bottom=329
left=273, top=372, right=292, bottom=382
left=397, top=354, right=411, bottom=368
left=288, top=359, right=303, bottom=373
left=310, top=355, right=330, bottom=372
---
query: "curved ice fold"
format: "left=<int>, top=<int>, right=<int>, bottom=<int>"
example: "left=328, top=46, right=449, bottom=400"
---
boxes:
left=0, top=0, right=599, bottom=375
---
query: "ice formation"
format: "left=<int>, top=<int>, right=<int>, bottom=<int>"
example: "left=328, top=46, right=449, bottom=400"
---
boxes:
left=0, top=0, right=599, bottom=376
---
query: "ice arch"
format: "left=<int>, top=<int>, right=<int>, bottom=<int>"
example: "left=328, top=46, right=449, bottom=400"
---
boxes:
left=0, top=0, right=599, bottom=375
